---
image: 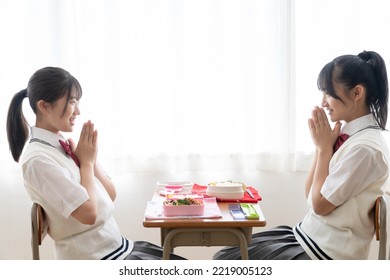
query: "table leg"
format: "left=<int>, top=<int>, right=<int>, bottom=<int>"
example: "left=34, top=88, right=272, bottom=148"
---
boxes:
left=161, top=228, right=250, bottom=260
left=162, top=229, right=178, bottom=260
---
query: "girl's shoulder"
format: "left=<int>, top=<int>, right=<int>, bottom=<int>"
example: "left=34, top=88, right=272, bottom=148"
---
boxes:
left=21, top=141, right=70, bottom=169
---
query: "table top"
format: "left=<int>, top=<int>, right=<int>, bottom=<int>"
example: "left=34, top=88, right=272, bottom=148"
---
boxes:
left=143, top=193, right=266, bottom=228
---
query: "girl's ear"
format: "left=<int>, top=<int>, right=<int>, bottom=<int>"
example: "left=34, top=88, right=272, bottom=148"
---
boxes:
left=352, top=85, right=365, bottom=102
left=36, top=100, right=50, bottom=116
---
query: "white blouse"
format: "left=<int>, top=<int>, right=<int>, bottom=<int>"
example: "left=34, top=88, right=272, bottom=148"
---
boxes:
left=321, top=114, right=387, bottom=206
left=22, top=126, right=133, bottom=259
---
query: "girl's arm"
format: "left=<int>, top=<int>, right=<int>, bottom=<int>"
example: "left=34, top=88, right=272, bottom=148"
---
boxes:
left=305, top=150, right=317, bottom=198
left=94, top=161, right=117, bottom=201
left=310, top=149, right=336, bottom=215
left=70, top=121, right=98, bottom=224
left=74, top=162, right=98, bottom=224
left=308, top=107, right=339, bottom=215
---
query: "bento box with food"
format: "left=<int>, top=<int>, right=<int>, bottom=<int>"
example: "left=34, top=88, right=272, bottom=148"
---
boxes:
left=162, top=197, right=205, bottom=216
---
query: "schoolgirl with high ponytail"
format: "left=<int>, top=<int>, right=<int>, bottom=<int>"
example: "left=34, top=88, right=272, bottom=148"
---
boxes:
left=214, top=51, right=390, bottom=260
left=317, top=50, right=388, bottom=130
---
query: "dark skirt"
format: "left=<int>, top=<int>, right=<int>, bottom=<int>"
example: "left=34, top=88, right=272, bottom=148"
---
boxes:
left=125, top=241, right=187, bottom=260
left=213, top=225, right=311, bottom=260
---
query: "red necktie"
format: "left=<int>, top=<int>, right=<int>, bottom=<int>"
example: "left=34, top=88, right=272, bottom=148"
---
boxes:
left=59, top=140, right=80, bottom=167
left=333, top=133, right=349, bottom=153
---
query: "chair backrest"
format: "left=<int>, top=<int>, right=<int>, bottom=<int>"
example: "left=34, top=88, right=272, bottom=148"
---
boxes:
left=31, top=203, right=48, bottom=260
left=374, top=196, right=387, bottom=260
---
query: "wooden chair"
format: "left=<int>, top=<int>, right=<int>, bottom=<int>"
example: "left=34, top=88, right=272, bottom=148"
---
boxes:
left=31, top=203, right=48, bottom=260
left=374, top=196, right=388, bottom=260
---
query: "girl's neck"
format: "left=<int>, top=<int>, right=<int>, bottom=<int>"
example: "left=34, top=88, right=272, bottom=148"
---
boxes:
left=345, top=107, right=371, bottom=123
left=35, top=119, right=60, bottom=135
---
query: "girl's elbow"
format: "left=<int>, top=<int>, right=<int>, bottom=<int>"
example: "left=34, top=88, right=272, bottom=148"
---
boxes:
left=80, top=213, right=97, bottom=225
left=72, top=205, right=98, bottom=225
left=110, top=191, right=117, bottom=201
left=312, top=199, right=336, bottom=216
left=312, top=205, right=328, bottom=216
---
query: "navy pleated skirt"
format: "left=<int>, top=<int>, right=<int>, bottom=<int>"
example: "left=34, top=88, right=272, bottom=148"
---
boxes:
left=213, top=225, right=311, bottom=260
left=125, top=241, right=187, bottom=260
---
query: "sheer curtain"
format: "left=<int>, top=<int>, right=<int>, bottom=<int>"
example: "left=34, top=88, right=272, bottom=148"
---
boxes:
left=294, top=0, right=390, bottom=154
left=1, top=0, right=390, bottom=176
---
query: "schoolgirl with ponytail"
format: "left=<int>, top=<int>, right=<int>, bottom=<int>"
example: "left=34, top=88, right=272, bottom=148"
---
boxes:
left=7, top=67, right=82, bottom=162
left=214, top=51, right=390, bottom=260
left=6, top=67, right=185, bottom=260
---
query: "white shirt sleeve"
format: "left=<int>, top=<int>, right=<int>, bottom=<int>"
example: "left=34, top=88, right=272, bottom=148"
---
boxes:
left=321, top=145, right=388, bottom=206
left=23, top=156, right=89, bottom=218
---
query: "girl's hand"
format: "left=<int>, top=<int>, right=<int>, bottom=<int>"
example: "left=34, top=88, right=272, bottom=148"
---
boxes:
left=69, top=121, right=99, bottom=225
left=73, top=120, right=98, bottom=167
left=308, top=106, right=341, bottom=153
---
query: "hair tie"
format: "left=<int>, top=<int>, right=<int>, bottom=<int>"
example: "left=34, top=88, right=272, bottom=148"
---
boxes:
left=358, top=51, right=371, bottom=63
left=20, top=88, right=28, bottom=98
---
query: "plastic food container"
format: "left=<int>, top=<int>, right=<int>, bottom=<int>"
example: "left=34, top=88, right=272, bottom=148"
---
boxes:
left=206, top=181, right=245, bottom=200
left=163, top=199, right=205, bottom=216
left=156, top=181, right=194, bottom=194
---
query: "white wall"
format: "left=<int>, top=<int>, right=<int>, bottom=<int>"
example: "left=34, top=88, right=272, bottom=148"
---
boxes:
left=0, top=170, right=387, bottom=260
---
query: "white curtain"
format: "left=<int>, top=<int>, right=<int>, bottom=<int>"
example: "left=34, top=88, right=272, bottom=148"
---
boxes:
left=1, top=0, right=390, bottom=176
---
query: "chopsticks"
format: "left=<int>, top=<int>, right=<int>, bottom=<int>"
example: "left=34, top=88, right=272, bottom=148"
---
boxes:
left=246, top=189, right=254, bottom=199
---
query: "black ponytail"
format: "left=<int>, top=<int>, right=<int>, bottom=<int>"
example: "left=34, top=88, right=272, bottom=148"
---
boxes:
left=6, top=89, right=30, bottom=162
left=358, top=51, right=388, bottom=129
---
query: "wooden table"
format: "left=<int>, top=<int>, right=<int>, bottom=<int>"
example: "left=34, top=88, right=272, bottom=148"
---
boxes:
left=143, top=194, right=266, bottom=260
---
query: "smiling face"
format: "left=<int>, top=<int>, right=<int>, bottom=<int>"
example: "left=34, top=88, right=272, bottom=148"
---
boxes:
left=321, top=83, right=350, bottom=122
left=36, top=86, right=81, bottom=134
left=321, top=81, right=370, bottom=123
left=317, top=55, right=375, bottom=125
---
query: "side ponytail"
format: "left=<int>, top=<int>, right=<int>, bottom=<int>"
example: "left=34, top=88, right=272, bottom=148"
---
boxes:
left=6, top=89, right=30, bottom=162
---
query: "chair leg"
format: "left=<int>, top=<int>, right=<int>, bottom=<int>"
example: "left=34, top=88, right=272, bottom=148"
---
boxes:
left=377, top=197, right=387, bottom=260
left=31, top=203, right=40, bottom=260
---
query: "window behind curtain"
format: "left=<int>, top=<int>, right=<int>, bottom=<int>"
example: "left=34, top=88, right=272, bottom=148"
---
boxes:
left=294, top=0, right=390, bottom=154
left=1, top=0, right=390, bottom=175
